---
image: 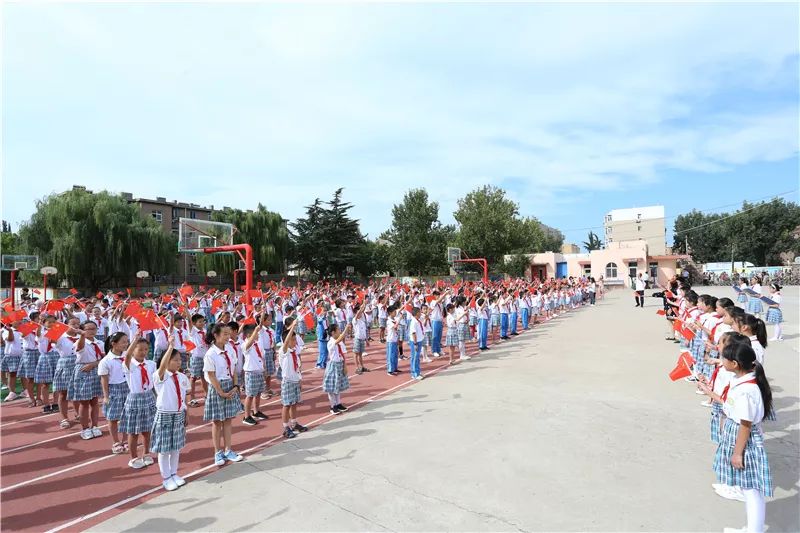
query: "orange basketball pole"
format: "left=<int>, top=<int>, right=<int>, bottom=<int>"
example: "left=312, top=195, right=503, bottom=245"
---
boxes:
left=203, top=244, right=254, bottom=303
left=453, top=258, right=488, bottom=284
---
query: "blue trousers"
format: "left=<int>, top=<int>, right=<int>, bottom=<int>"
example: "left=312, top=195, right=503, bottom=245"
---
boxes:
left=386, top=341, right=399, bottom=373
left=275, top=320, right=284, bottom=341
left=409, top=341, right=422, bottom=378
left=431, top=320, right=443, bottom=354
left=510, top=312, right=518, bottom=334
left=500, top=313, right=509, bottom=338
left=478, top=318, right=489, bottom=348
left=521, top=308, right=530, bottom=329
left=316, top=340, right=328, bottom=368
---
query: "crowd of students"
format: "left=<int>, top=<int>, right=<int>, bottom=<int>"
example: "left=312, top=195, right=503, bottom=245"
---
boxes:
left=661, top=276, right=784, bottom=533
left=1, top=276, right=597, bottom=492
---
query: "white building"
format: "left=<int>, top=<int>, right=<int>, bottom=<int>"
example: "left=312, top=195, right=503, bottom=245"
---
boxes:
left=604, top=205, right=666, bottom=255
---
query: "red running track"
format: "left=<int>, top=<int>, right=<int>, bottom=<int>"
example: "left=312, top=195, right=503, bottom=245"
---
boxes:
left=0, top=326, right=536, bottom=532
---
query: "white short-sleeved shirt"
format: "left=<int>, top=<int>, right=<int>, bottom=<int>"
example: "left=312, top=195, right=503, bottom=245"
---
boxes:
left=352, top=316, right=368, bottom=340
left=408, top=317, right=424, bottom=343
left=430, top=302, right=443, bottom=321
left=769, top=293, right=782, bottom=307
left=259, top=328, right=275, bottom=352
left=278, top=343, right=304, bottom=382
left=446, top=314, right=457, bottom=329
left=722, top=372, right=764, bottom=424
left=327, top=338, right=346, bottom=362
left=204, top=344, right=235, bottom=382
left=2, top=329, right=22, bottom=356
left=749, top=336, right=765, bottom=365
left=55, top=335, right=79, bottom=359
left=97, top=353, right=128, bottom=384
left=154, top=370, right=189, bottom=412
left=711, top=365, right=733, bottom=395
left=385, top=316, right=398, bottom=343
left=243, top=343, right=265, bottom=372
left=75, top=339, right=105, bottom=364
left=126, top=358, right=157, bottom=393
left=189, top=326, right=208, bottom=360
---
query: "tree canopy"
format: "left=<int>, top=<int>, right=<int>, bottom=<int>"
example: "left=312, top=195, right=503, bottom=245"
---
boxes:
left=583, top=231, right=602, bottom=251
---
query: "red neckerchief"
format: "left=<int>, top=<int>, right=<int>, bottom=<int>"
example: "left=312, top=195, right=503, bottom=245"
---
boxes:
left=709, top=366, right=720, bottom=389
left=254, top=344, right=263, bottom=363
left=223, top=350, right=233, bottom=377
left=91, top=342, right=103, bottom=360
left=290, top=349, right=299, bottom=371
left=47, top=340, right=54, bottom=352
left=137, top=360, right=150, bottom=388
left=721, top=378, right=758, bottom=403
left=337, top=343, right=345, bottom=361
left=172, top=372, right=182, bottom=410
left=176, top=330, right=183, bottom=345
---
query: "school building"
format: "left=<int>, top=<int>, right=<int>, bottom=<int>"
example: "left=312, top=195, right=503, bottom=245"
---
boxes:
left=603, top=205, right=667, bottom=255
left=506, top=241, right=689, bottom=288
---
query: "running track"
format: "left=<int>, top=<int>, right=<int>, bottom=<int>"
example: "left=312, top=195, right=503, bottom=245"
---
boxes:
left=0, top=323, right=542, bottom=532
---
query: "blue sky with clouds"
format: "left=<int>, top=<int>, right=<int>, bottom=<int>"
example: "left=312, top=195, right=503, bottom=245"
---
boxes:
left=3, top=3, right=798, bottom=250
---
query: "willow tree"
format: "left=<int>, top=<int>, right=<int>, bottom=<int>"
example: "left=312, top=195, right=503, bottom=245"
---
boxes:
left=18, top=189, right=176, bottom=290
left=197, top=205, right=289, bottom=275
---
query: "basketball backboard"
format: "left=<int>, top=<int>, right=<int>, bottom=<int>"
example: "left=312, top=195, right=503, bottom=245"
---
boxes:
left=1, top=255, right=39, bottom=271
left=447, top=247, right=461, bottom=265
left=178, top=218, right=234, bottom=252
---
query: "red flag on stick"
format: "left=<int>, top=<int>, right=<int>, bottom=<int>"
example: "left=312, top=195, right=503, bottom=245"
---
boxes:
left=45, top=322, right=70, bottom=341
left=669, top=351, right=694, bottom=381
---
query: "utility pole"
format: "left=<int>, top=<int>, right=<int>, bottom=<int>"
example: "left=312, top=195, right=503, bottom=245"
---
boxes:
left=731, top=244, right=735, bottom=274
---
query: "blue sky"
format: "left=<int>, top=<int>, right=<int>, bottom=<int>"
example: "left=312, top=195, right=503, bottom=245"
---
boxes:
left=3, top=2, right=798, bottom=250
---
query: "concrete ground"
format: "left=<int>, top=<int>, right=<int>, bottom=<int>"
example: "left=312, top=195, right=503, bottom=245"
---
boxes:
left=92, top=287, right=799, bottom=532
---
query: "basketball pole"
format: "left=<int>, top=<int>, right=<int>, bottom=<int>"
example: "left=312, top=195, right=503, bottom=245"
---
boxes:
left=202, top=244, right=254, bottom=304
left=10, top=270, right=16, bottom=308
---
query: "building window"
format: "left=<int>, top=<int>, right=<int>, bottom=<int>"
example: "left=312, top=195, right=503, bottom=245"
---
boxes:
left=172, top=207, right=180, bottom=219
left=606, top=214, right=612, bottom=222
left=605, top=262, right=618, bottom=278
left=583, top=265, right=591, bottom=276
left=628, top=261, right=638, bottom=278
left=152, top=210, right=162, bottom=222
left=189, top=264, right=197, bottom=274
left=189, top=210, right=197, bottom=219
left=649, top=262, right=658, bottom=280
left=637, top=225, right=641, bottom=231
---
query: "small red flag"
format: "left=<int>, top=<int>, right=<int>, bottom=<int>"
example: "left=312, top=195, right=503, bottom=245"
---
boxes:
left=45, top=322, right=69, bottom=341
left=681, top=326, right=696, bottom=341
left=18, top=322, right=39, bottom=336
left=669, top=351, right=694, bottom=381
left=656, top=309, right=666, bottom=316
left=96, top=291, right=104, bottom=299
left=179, top=284, right=194, bottom=298
left=183, top=340, right=197, bottom=352
left=44, top=300, right=66, bottom=313
left=124, top=301, right=143, bottom=317
left=69, top=288, right=78, bottom=295
left=303, top=312, right=315, bottom=329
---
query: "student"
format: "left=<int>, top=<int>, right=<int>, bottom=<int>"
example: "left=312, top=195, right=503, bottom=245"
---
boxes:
left=519, top=290, right=531, bottom=328
left=738, top=314, right=768, bottom=366
left=315, top=307, right=330, bottom=369
left=420, top=304, right=433, bottom=363
left=377, top=296, right=388, bottom=344
left=429, top=290, right=445, bottom=357
left=151, top=343, right=190, bottom=492
left=408, top=307, right=424, bottom=381
left=188, top=313, right=208, bottom=407
left=277, top=317, right=309, bottom=438
left=18, top=314, right=41, bottom=407
left=351, top=305, right=369, bottom=374
left=121, top=333, right=157, bottom=469
left=2, top=320, right=23, bottom=402
left=397, top=301, right=408, bottom=360
left=509, top=295, right=519, bottom=336
left=324, top=322, right=352, bottom=413
left=763, top=283, right=783, bottom=342
left=498, top=292, right=510, bottom=340
left=385, top=305, right=400, bottom=375
left=98, top=332, right=130, bottom=455
left=258, top=313, right=277, bottom=397
left=746, top=277, right=764, bottom=318
left=35, top=316, right=60, bottom=412
left=72, top=321, right=105, bottom=440
left=89, top=307, right=110, bottom=343
left=203, top=323, right=245, bottom=465
left=455, top=297, right=471, bottom=361
left=154, top=314, right=187, bottom=369
left=241, top=314, right=269, bottom=427
left=703, top=340, right=773, bottom=533
left=52, top=317, right=81, bottom=428
left=476, top=298, right=490, bottom=351
left=444, top=304, right=459, bottom=365
left=736, top=278, right=749, bottom=305
left=634, top=274, right=646, bottom=308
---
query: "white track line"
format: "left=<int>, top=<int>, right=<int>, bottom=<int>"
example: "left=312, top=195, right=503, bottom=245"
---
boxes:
left=44, top=363, right=451, bottom=533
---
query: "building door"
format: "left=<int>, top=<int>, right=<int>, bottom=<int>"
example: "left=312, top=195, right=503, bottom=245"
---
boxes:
left=556, top=262, right=568, bottom=279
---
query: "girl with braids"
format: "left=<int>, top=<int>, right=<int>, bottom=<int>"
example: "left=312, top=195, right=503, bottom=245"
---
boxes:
left=98, top=332, right=130, bottom=454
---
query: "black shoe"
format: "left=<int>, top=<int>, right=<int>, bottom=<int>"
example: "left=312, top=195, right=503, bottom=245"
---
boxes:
left=355, top=368, right=363, bottom=375
left=380, top=339, right=386, bottom=343
left=330, top=407, right=341, bottom=415
left=242, top=415, right=258, bottom=426
left=42, top=405, right=52, bottom=414
left=283, top=427, right=296, bottom=439
left=362, top=367, right=370, bottom=372
left=336, top=404, right=348, bottom=412
left=511, top=332, right=519, bottom=336
left=293, top=423, right=308, bottom=433
left=253, top=411, right=268, bottom=421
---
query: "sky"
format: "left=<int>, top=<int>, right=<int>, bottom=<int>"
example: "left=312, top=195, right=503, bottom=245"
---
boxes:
left=2, top=2, right=799, bottom=251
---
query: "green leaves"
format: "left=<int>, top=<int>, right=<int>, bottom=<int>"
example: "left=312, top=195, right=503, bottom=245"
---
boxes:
left=583, top=231, right=602, bottom=251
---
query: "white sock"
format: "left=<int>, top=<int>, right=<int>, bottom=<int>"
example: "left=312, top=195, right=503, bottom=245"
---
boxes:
left=335, top=393, right=341, bottom=405
left=328, top=393, right=337, bottom=407
left=774, top=324, right=782, bottom=339
left=170, top=450, right=180, bottom=476
left=158, top=452, right=172, bottom=480
left=458, top=342, right=466, bottom=358
left=744, top=488, right=765, bottom=533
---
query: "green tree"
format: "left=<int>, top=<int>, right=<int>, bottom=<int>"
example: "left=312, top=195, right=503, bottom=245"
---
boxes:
left=384, top=189, right=452, bottom=275
left=724, top=199, right=800, bottom=266
left=673, top=210, right=729, bottom=263
left=453, top=185, right=521, bottom=266
left=582, top=231, right=602, bottom=251
left=501, top=253, right=531, bottom=277
left=198, top=205, right=289, bottom=275
left=17, top=188, right=176, bottom=290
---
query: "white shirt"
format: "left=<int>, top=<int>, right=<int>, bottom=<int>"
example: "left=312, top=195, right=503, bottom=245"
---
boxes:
left=327, top=338, right=347, bottom=363
left=126, top=358, right=157, bottom=393
left=154, top=370, right=189, bottom=412
left=154, top=327, right=187, bottom=352
left=386, top=316, right=399, bottom=343
left=722, top=372, right=764, bottom=424
left=189, top=325, right=208, bottom=360
left=634, top=278, right=646, bottom=291
left=259, top=328, right=276, bottom=352
left=408, top=316, right=424, bottom=343
left=278, top=343, right=304, bottom=382
left=55, top=335, right=79, bottom=359
left=204, top=344, right=235, bottom=382
left=97, top=352, right=128, bottom=384
left=749, top=336, right=765, bottom=365
left=75, top=339, right=105, bottom=364
left=243, top=343, right=266, bottom=372
left=352, top=315, right=368, bottom=340
left=430, top=301, right=443, bottom=321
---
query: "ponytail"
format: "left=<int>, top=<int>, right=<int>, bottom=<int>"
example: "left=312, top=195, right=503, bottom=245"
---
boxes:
left=105, top=331, right=128, bottom=355
left=753, top=361, right=773, bottom=417
left=206, top=323, right=225, bottom=346
left=742, top=314, right=768, bottom=348
left=721, top=340, right=773, bottom=417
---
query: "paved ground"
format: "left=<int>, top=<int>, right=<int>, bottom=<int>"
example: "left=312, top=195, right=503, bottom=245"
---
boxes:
left=92, top=287, right=799, bottom=532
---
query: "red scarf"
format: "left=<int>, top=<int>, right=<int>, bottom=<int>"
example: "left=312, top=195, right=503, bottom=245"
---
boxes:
left=290, top=349, right=299, bottom=371
left=254, top=344, right=263, bottom=363
left=172, top=373, right=182, bottom=410
left=92, top=342, right=103, bottom=360
left=721, top=378, right=758, bottom=403
left=138, top=361, right=150, bottom=388
left=337, top=343, right=345, bottom=361
left=223, top=351, right=233, bottom=378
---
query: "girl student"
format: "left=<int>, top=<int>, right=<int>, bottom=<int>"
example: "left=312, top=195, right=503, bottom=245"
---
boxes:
left=277, top=317, right=310, bottom=438
left=444, top=303, right=459, bottom=365
left=763, top=283, right=783, bottom=342
left=689, top=295, right=721, bottom=382
left=420, top=304, right=434, bottom=363
left=72, top=321, right=105, bottom=440
left=241, top=311, right=270, bottom=427
left=18, top=313, right=41, bottom=407
left=746, top=276, right=764, bottom=318
left=35, top=316, right=60, bottom=412
left=498, top=291, right=510, bottom=340
left=698, top=298, right=736, bottom=405
left=455, top=297, right=471, bottom=361
left=736, top=277, right=749, bottom=305
left=737, top=314, right=768, bottom=366
left=699, top=332, right=747, bottom=446
left=1, top=319, right=23, bottom=402
left=351, top=304, right=370, bottom=374
left=188, top=313, right=208, bottom=407
left=686, top=295, right=714, bottom=379
left=52, top=317, right=81, bottom=428
left=702, top=339, right=774, bottom=533
left=98, top=332, right=130, bottom=454
left=121, top=333, right=157, bottom=469
left=203, top=322, right=245, bottom=465
left=323, top=321, right=352, bottom=414
left=258, top=312, right=277, bottom=398
left=489, top=296, right=500, bottom=343
left=151, top=342, right=190, bottom=492
left=407, top=306, right=424, bottom=381
left=385, top=304, right=400, bottom=375
left=377, top=295, right=388, bottom=343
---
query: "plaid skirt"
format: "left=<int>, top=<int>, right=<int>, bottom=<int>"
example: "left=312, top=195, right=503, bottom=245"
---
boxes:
left=119, top=391, right=157, bottom=434
left=52, top=357, right=76, bottom=392
left=34, top=351, right=59, bottom=384
left=322, top=360, right=350, bottom=395
left=737, top=293, right=748, bottom=303
left=17, top=349, right=40, bottom=379
left=746, top=298, right=763, bottom=314
left=70, top=364, right=103, bottom=401
left=353, top=338, right=367, bottom=354
left=150, top=410, right=187, bottom=453
left=264, top=349, right=276, bottom=376
left=445, top=329, right=459, bottom=347
left=203, top=378, right=243, bottom=421
left=379, top=318, right=387, bottom=328
left=0, top=352, right=19, bottom=373
left=469, top=316, right=477, bottom=326
left=765, top=307, right=783, bottom=324
left=244, top=370, right=265, bottom=397
left=190, top=357, right=205, bottom=379
left=296, top=320, right=307, bottom=335
left=710, top=401, right=722, bottom=444
left=281, top=380, right=302, bottom=406
left=713, top=418, right=772, bottom=497
left=103, top=382, right=130, bottom=421
left=457, top=323, right=469, bottom=342
left=398, top=323, right=408, bottom=342
left=423, top=331, right=433, bottom=347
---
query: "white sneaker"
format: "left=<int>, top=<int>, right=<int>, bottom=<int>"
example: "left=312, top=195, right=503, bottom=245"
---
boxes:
left=171, top=474, right=187, bottom=487
left=128, top=458, right=146, bottom=469
left=413, top=375, right=424, bottom=380
left=0, top=384, right=7, bottom=390
left=80, top=428, right=93, bottom=440
left=142, top=455, right=155, bottom=466
left=162, top=477, right=179, bottom=491
left=768, top=337, right=778, bottom=342
left=91, top=426, right=102, bottom=437
left=695, top=389, right=706, bottom=395
left=5, top=392, right=18, bottom=401
left=459, top=355, right=471, bottom=361
left=715, top=485, right=745, bottom=502
left=22, top=390, right=29, bottom=398
left=432, top=352, right=441, bottom=358
left=684, top=376, right=698, bottom=383
left=701, top=400, right=712, bottom=407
